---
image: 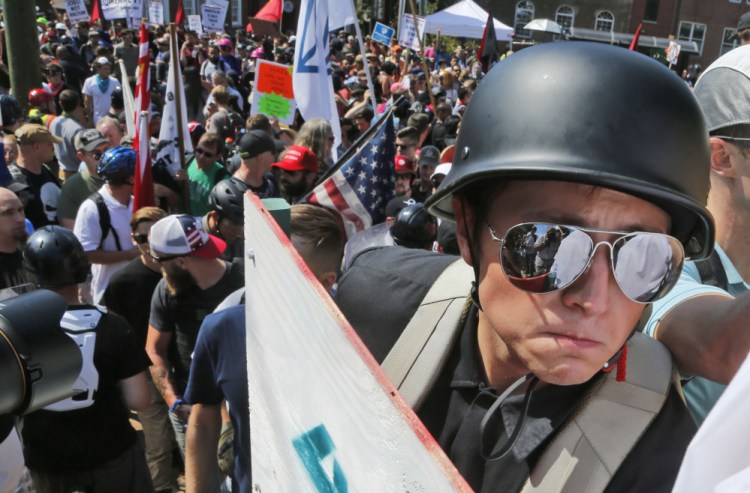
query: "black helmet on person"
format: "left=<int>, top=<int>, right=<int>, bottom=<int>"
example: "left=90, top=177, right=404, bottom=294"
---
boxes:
left=23, top=226, right=90, bottom=288
left=97, top=146, right=136, bottom=184
left=209, top=179, right=244, bottom=224
left=110, top=86, right=124, bottom=110
left=0, top=94, right=21, bottom=128
left=426, top=42, right=714, bottom=260
left=390, top=202, right=436, bottom=249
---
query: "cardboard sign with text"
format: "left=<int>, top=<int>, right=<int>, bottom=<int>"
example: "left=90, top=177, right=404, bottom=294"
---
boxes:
left=251, top=59, right=297, bottom=125
left=64, top=0, right=90, bottom=23
left=201, top=3, right=224, bottom=32
left=399, top=14, right=425, bottom=52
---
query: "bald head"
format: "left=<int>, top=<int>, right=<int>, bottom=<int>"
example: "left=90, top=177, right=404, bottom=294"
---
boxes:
left=0, top=187, right=27, bottom=247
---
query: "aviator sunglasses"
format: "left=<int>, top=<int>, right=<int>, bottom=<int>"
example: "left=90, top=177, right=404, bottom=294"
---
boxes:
left=488, top=222, right=685, bottom=303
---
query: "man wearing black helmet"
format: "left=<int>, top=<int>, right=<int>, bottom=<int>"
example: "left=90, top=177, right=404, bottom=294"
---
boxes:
left=336, top=42, right=711, bottom=492
left=74, top=146, right=140, bottom=304
left=20, top=225, right=153, bottom=493
left=204, top=179, right=244, bottom=260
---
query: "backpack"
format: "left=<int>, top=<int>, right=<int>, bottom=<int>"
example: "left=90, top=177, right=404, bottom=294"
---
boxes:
left=89, top=191, right=123, bottom=251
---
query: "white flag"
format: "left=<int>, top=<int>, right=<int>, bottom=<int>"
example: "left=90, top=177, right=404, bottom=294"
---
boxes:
left=293, top=0, right=341, bottom=156
left=328, top=0, right=356, bottom=30
left=119, top=61, right=136, bottom=138
left=156, top=33, right=192, bottom=176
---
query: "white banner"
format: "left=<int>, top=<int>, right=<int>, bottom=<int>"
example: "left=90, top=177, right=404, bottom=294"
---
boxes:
left=188, top=14, right=203, bottom=35
left=200, top=3, right=224, bottom=33
left=398, top=14, right=425, bottom=52
left=128, top=0, right=143, bottom=22
left=64, top=0, right=90, bottom=23
left=156, top=33, right=193, bottom=176
left=148, top=0, right=164, bottom=25
left=243, top=193, right=473, bottom=491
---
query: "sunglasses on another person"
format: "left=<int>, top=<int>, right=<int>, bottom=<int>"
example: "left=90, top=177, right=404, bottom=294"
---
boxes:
left=487, top=222, right=685, bottom=303
left=196, top=147, right=217, bottom=158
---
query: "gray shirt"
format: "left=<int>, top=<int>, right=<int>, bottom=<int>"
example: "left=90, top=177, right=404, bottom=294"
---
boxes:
left=49, top=115, right=83, bottom=173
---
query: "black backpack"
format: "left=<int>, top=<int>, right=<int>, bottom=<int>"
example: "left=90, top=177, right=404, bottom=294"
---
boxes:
left=89, top=191, right=123, bottom=251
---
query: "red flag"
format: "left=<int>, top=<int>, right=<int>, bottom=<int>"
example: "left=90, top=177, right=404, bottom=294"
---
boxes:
left=629, top=23, right=643, bottom=51
left=133, top=21, right=155, bottom=210
left=478, top=14, right=499, bottom=74
left=90, top=0, right=103, bottom=23
left=175, top=0, right=186, bottom=26
left=255, top=0, right=283, bottom=23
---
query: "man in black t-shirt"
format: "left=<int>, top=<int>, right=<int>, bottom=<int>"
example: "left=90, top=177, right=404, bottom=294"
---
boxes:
left=145, top=214, right=244, bottom=459
left=102, top=206, right=176, bottom=493
left=0, top=187, right=32, bottom=297
left=21, top=225, right=153, bottom=493
left=9, top=124, right=62, bottom=228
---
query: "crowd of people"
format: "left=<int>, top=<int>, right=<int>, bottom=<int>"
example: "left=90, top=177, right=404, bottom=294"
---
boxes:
left=0, top=5, right=749, bottom=493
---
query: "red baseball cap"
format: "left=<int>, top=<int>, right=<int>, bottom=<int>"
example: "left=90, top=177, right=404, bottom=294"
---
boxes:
left=394, top=154, right=415, bottom=174
left=272, top=145, right=318, bottom=173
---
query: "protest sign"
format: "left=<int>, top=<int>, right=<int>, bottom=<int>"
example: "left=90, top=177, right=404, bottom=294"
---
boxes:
left=128, top=0, right=143, bottom=22
left=666, top=41, right=681, bottom=65
left=64, top=0, right=90, bottom=23
left=372, top=22, right=395, bottom=46
left=201, top=3, right=224, bottom=32
left=188, top=14, right=203, bottom=35
left=207, top=0, right=229, bottom=26
left=148, top=0, right=164, bottom=25
left=101, top=0, right=130, bottom=19
left=251, top=59, right=296, bottom=125
left=398, top=14, right=425, bottom=52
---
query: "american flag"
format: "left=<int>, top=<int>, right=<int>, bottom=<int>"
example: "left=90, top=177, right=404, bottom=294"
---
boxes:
left=180, top=216, right=205, bottom=250
left=306, top=111, right=396, bottom=237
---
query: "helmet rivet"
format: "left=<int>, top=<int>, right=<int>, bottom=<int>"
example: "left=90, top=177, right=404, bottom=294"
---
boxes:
left=462, top=146, right=470, bottom=160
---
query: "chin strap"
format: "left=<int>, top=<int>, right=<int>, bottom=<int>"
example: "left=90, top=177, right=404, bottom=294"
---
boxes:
left=602, top=343, right=628, bottom=382
left=470, top=280, right=482, bottom=311
left=480, top=373, right=539, bottom=461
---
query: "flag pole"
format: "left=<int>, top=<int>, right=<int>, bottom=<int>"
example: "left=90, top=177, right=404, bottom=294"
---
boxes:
left=406, top=0, right=437, bottom=111
left=352, top=22, right=379, bottom=111
left=169, top=23, right=191, bottom=214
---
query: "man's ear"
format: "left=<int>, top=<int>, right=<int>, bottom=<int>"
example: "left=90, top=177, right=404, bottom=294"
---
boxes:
left=709, top=137, right=736, bottom=178
left=452, top=195, right=475, bottom=266
left=318, top=271, right=337, bottom=292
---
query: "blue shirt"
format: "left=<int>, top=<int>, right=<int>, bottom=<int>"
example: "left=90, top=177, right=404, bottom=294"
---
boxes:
left=185, top=306, right=250, bottom=493
left=644, top=244, right=747, bottom=424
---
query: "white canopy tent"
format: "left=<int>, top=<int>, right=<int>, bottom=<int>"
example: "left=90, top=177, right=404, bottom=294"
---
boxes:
left=424, top=0, right=513, bottom=41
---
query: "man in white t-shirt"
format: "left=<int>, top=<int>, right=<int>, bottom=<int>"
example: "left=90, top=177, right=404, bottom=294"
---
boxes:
left=81, top=57, right=121, bottom=125
left=74, top=146, right=139, bottom=305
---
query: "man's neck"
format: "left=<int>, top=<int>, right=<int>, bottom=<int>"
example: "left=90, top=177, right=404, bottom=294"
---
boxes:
left=106, top=183, right=132, bottom=206
left=194, top=259, right=228, bottom=290
left=15, top=155, right=42, bottom=174
left=233, top=163, right=265, bottom=188
left=708, top=189, right=750, bottom=281
left=0, top=237, right=18, bottom=254
left=51, top=284, right=80, bottom=305
left=476, top=311, right=530, bottom=392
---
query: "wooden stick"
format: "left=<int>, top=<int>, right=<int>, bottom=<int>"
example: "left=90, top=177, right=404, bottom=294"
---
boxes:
left=406, top=0, right=437, bottom=111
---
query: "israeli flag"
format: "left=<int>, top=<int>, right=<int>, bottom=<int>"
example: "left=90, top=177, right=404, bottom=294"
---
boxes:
left=293, top=0, right=342, bottom=155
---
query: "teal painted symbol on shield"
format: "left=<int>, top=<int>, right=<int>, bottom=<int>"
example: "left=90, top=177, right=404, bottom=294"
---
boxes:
left=293, top=424, right=348, bottom=492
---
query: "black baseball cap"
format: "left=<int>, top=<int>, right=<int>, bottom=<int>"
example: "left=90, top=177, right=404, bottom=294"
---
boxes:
left=237, top=130, right=276, bottom=159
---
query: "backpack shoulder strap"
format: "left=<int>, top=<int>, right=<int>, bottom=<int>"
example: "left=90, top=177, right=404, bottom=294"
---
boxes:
left=381, top=259, right=474, bottom=411
left=522, top=332, right=674, bottom=493
left=90, top=191, right=122, bottom=251
left=694, top=248, right=728, bottom=291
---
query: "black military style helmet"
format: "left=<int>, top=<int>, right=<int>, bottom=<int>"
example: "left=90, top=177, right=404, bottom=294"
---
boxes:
left=425, top=42, right=715, bottom=260
left=209, top=179, right=245, bottom=224
left=390, top=202, right=436, bottom=249
left=24, top=226, right=90, bottom=288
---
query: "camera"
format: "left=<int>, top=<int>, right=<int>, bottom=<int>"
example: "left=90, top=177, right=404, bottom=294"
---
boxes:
left=0, top=290, right=82, bottom=418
